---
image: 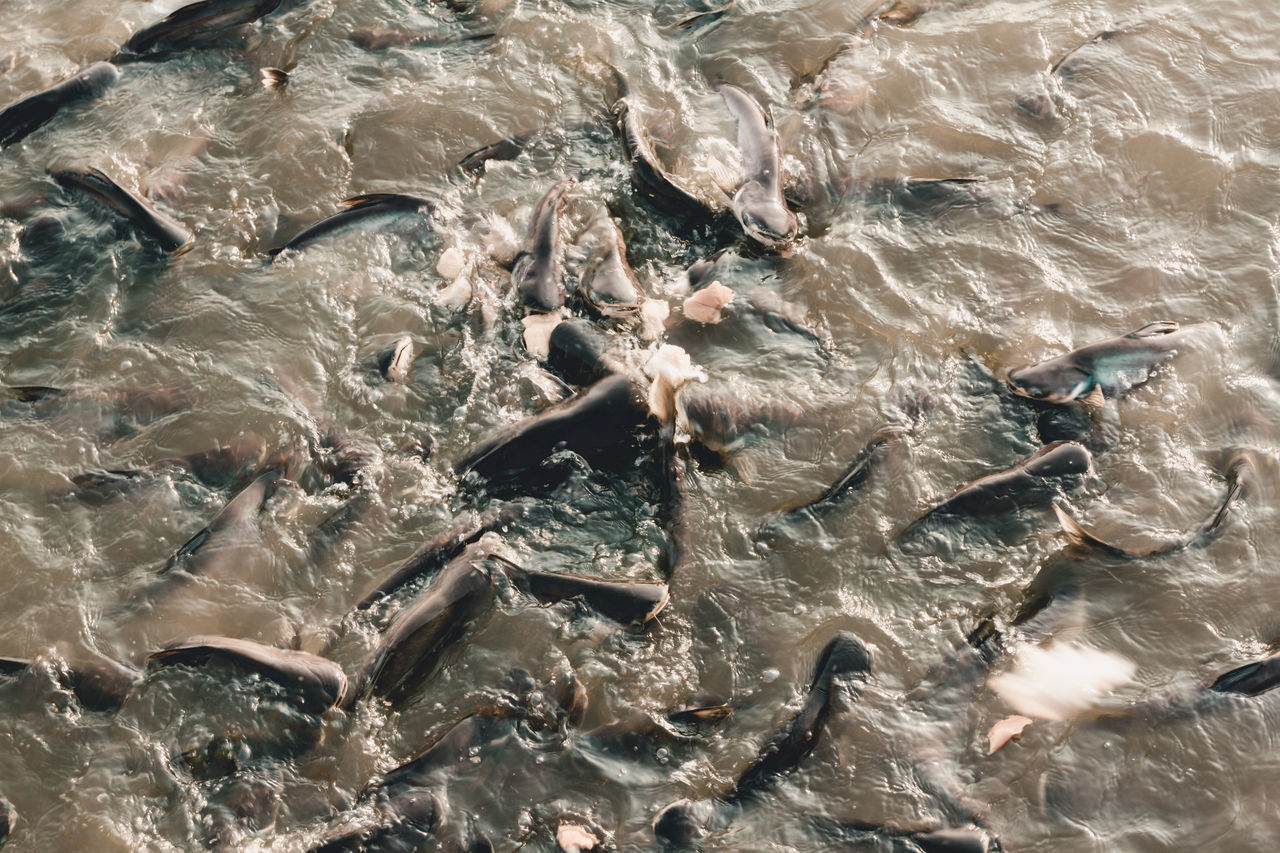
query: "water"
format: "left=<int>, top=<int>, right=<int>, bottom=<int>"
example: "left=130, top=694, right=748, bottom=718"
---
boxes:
left=2, top=0, right=1280, bottom=849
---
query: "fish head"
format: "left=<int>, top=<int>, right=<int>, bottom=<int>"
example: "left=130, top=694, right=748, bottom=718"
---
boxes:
left=1006, top=362, right=1095, bottom=404
left=732, top=185, right=798, bottom=249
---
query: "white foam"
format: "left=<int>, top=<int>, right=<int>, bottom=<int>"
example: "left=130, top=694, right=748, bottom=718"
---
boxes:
left=989, top=642, right=1136, bottom=722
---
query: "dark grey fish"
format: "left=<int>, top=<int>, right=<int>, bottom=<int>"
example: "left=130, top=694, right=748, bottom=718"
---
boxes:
left=0, top=798, right=11, bottom=848
left=307, top=790, right=440, bottom=853
left=716, top=84, right=798, bottom=249
left=654, top=634, right=873, bottom=845
left=728, top=634, right=871, bottom=804
left=114, top=0, right=284, bottom=61
left=1007, top=322, right=1203, bottom=405
left=1016, top=28, right=1123, bottom=120
left=807, top=816, right=993, bottom=853
left=266, top=193, right=434, bottom=260
left=511, top=176, right=574, bottom=313
left=547, top=318, right=618, bottom=387
left=373, top=668, right=585, bottom=791
left=577, top=207, right=644, bottom=316
left=766, top=425, right=908, bottom=524
left=355, top=501, right=532, bottom=610
left=349, top=27, right=495, bottom=51
left=112, top=467, right=282, bottom=616
left=0, top=651, right=139, bottom=711
left=71, top=432, right=273, bottom=504
left=675, top=386, right=804, bottom=459
left=349, top=543, right=500, bottom=707
left=51, top=166, right=193, bottom=253
left=896, top=441, right=1094, bottom=540
left=505, top=566, right=669, bottom=625
left=1209, top=650, right=1280, bottom=698
left=455, top=374, right=650, bottom=486
left=609, top=69, right=728, bottom=223
left=148, top=635, right=348, bottom=714
left=0, top=62, right=119, bottom=148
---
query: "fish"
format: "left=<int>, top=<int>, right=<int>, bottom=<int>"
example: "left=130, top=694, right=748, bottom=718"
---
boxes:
left=896, top=441, right=1094, bottom=540
left=266, top=194, right=434, bottom=260
left=112, top=467, right=284, bottom=616
left=576, top=207, right=644, bottom=317
left=504, top=567, right=669, bottom=624
left=764, top=425, right=908, bottom=525
left=675, top=386, right=805, bottom=461
left=807, top=816, right=994, bottom=853
left=1016, top=28, right=1123, bottom=119
left=653, top=634, right=873, bottom=845
left=716, top=84, right=798, bottom=249
left=50, top=166, right=193, bottom=253
left=348, top=27, right=495, bottom=51
left=349, top=542, right=501, bottom=707
left=378, top=336, right=416, bottom=383
left=455, top=374, right=650, bottom=486
left=547, top=318, right=620, bottom=387
left=1006, top=321, right=1201, bottom=405
left=1209, top=650, right=1280, bottom=698
left=1050, top=458, right=1247, bottom=558
left=372, top=668, right=585, bottom=791
left=354, top=501, right=533, bottom=610
left=307, top=790, right=439, bottom=853
left=609, top=69, right=729, bottom=223
left=0, top=62, right=120, bottom=148
left=0, top=798, right=11, bottom=848
left=114, top=0, right=284, bottom=62
left=0, top=650, right=140, bottom=712
left=148, top=635, right=348, bottom=714
left=727, top=634, right=872, bottom=804
left=512, top=176, right=574, bottom=313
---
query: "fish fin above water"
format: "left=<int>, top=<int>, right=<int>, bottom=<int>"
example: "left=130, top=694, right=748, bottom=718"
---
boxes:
left=338, top=193, right=433, bottom=212
left=1052, top=502, right=1132, bottom=557
left=1080, top=384, right=1106, bottom=408
left=259, top=66, right=288, bottom=92
left=1126, top=320, right=1179, bottom=338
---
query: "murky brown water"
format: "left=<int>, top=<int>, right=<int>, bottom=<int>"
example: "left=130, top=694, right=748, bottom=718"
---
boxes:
left=2, top=0, right=1280, bottom=849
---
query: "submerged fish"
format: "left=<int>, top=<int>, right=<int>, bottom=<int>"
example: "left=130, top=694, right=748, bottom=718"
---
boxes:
left=0, top=62, right=120, bottom=148
left=901, top=441, right=1094, bottom=537
left=267, top=193, right=434, bottom=260
left=148, top=635, right=348, bottom=714
left=51, top=166, right=193, bottom=253
left=114, top=0, right=284, bottom=62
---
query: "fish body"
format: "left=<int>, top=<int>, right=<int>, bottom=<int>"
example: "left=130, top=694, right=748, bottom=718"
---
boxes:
left=267, top=194, right=434, bottom=260
left=148, top=635, right=348, bottom=714
left=925, top=441, right=1093, bottom=521
left=51, top=166, right=193, bottom=252
left=511, top=176, right=573, bottom=312
left=578, top=208, right=643, bottom=316
left=352, top=544, right=499, bottom=706
left=1007, top=322, right=1200, bottom=404
left=456, top=374, right=649, bottom=484
left=116, top=0, right=283, bottom=60
left=0, top=62, right=120, bottom=148
left=717, top=84, right=797, bottom=249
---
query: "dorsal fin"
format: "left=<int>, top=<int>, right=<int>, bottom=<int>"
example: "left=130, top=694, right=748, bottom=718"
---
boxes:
left=1127, top=321, right=1179, bottom=338
left=338, top=193, right=431, bottom=211
left=1052, top=503, right=1132, bottom=557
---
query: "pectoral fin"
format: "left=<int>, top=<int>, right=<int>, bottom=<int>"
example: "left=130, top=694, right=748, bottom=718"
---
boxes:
left=1127, top=321, right=1179, bottom=338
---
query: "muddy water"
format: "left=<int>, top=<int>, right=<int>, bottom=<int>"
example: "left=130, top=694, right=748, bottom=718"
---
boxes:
left=2, top=0, right=1280, bottom=849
